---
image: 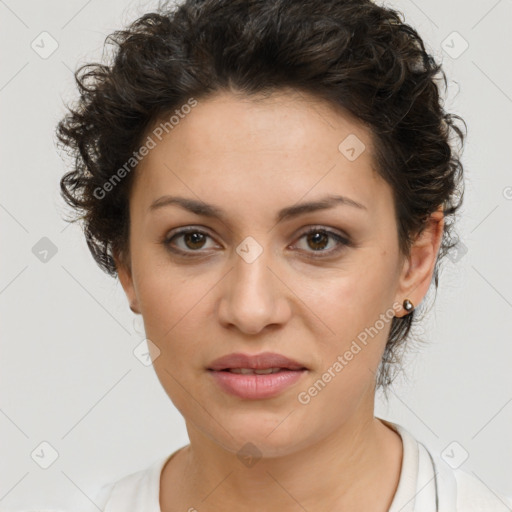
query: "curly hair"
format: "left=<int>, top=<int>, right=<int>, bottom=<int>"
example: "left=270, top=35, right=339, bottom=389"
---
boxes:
left=56, top=0, right=466, bottom=391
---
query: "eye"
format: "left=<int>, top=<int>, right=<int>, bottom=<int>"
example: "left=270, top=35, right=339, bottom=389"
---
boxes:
left=163, top=226, right=351, bottom=258
left=291, top=227, right=350, bottom=257
left=163, top=227, right=217, bottom=254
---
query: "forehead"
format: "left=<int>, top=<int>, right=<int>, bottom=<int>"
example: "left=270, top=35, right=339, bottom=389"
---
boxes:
left=132, top=89, right=389, bottom=221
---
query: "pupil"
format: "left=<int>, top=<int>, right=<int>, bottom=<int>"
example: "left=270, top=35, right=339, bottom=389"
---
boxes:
left=308, top=232, right=327, bottom=251
left=185, top=232, right=205, bottom=249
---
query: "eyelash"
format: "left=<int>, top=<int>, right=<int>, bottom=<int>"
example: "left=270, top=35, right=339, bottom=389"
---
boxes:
left=163, top=226, right=351, bottom=259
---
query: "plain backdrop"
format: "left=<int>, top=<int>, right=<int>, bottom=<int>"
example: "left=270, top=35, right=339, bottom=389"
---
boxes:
left=1, top=0, right=511, bottom=510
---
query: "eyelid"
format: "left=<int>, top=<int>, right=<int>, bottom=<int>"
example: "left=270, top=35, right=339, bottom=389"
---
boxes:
left=164, top=225, right=220, bottom=249
left=163, top=225, right=351, bottom=257
left=292, top=225, right=351, bottom=244
left=289, top=226, right=351, bottom=256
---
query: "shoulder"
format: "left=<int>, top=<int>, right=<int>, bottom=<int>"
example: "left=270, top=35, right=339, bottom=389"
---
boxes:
left=94, top=455, right=171, bottom=512
left=451, top=465, right=512, bottom=511
left=382, top=419, right=512, bottom=512
left=430, top=453, right=512, bottom=511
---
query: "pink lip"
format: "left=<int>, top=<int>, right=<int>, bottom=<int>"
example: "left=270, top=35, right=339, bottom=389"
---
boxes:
left=207, top=352, right=308, bottom=400
left=207, top=351, right=307, bottom=371
left=209, top=369, right=307, bottom=399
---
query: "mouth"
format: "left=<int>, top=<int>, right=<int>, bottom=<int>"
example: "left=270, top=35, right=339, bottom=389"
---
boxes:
left=212, top=367, right=306, bottom=374
left=208, top=367, right=307, bottom=399
left=206, top=352, right=308, bottom=400
left=207, top=351, right=308, bottom=372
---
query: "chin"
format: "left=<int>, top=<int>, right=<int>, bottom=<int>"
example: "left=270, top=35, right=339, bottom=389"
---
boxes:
left=210, top=414, right=309, bottom=455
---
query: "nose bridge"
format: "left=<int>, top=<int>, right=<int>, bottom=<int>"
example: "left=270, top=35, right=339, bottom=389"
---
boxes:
left=233, top=235, right=275, bottom=307
left=235, top=237, right=272, bottom=294
left=218, top=235, right=287, bottom=334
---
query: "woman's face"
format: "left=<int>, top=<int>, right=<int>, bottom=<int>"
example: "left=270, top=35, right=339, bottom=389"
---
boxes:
left=116, top=89, right=441, bottom=457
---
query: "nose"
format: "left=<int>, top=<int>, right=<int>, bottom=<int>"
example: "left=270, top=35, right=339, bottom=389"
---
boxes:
left=217, top=245, right=291, bottom=336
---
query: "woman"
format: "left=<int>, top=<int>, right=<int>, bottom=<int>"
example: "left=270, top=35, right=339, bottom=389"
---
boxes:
left=56, top=0, right=512, bottom=510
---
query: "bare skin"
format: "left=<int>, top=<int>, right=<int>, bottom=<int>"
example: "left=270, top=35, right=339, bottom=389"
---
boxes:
left=115, top=88, right=444, bottom=511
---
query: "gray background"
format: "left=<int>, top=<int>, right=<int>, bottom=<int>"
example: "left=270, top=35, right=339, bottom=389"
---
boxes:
left=1, top=0, right=511, bottom=509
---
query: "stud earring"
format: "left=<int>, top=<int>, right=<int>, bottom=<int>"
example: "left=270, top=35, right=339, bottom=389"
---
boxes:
left=403, top=298, right=414, bottom=313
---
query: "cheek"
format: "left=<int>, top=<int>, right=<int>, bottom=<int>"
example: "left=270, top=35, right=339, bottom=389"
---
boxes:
left=299, top=254, right=398, bottom=376
left=138, top=271, right=207, bottom=414
left=303, top=254, right=396, bottom=334
left=134, top=262, right=195, bottom=330
left=134, top=266, right=218, bottom=377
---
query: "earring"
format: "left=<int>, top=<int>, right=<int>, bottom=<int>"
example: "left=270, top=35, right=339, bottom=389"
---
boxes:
left=403, top=298, right=414, bottom=313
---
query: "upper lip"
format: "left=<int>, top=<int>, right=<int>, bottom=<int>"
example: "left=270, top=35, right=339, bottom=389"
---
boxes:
left=207, top=352, right=307, bottom=371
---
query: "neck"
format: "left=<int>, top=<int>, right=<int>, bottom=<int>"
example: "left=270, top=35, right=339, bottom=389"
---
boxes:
left=160, top=414, right=403, bottom=512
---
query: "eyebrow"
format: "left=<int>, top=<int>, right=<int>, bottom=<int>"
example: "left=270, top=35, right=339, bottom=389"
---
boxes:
left=148, top=194, right=367, bottom=224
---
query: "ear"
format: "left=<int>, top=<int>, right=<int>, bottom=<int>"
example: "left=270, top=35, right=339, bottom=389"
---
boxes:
left=393, top=207, right=445, bottom=318
left=114, top=248, right=141, bottom=315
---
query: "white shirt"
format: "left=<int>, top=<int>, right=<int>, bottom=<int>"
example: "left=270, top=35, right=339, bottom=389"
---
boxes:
left=95, top=420, right=512, bottom=511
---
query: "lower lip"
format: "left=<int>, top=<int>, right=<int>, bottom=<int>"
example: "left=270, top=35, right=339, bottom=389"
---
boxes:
left=208, top=369, right=307, bottom=399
